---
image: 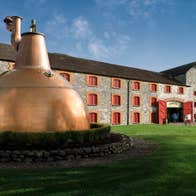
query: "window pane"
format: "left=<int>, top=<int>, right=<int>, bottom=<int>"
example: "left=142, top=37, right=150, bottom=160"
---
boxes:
left=89, top=76, right=98, bottom=86
left=113, top=79, right=121, bottom=88
left=151, top=84, right=157, bottom=91
left=151, top=97, right=157, bottom=106
left=89, top=113, right=97, bottom=123
left=133, top=112, right=140, bottom=123
left=113, top=112, right=120, bottom=124
left=113, top=95, right=120, bottom=105
left=88, top=94, right=97, bottom=105
left=133, top=96, right=140, bottom=106
left=60, top=73, right=70, bottom=81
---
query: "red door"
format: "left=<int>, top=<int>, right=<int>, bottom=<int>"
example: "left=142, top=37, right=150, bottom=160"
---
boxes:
left=158, top=100, right=167, bottom=124
left=183, top=102, right=193, bottom=121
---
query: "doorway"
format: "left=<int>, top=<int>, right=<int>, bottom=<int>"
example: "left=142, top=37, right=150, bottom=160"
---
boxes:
left=166, top=101, right=183, bottom=123
left=167, top=107, right=183, bottom=123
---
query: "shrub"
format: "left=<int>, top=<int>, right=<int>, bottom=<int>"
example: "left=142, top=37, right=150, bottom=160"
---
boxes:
left=0, top=124, right=111, bottom=150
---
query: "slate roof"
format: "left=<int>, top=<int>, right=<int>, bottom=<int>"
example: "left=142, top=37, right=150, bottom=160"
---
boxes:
left=161, top=62, right=196, bottom=77
left=0, top=43, right=16, bottom=61
left=0, top=43, right=185, bottom=86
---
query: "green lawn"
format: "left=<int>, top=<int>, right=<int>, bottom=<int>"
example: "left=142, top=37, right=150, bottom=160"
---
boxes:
left=1, top=124, right=196, bottom=196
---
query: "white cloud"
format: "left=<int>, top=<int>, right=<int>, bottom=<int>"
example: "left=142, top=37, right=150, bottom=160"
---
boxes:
left=44, top=13, right=131, bottom=62
left=70, top=17, right=131, bottom=60
left=71, top=17, right=92, bottom=39
left=88, top=39, right=110, bottom=58
left=103, top=32, right=110, bottom=39
left=44, top=12, right=67, bottom=40
left=95, top=0, right=174, bottom=25
left=87, top=33, right=131, bottom=59
left=128, top=0, right=157, bottom=19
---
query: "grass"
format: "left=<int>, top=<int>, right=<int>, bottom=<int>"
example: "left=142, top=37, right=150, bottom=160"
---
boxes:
left=0, top=124, right=196, bottom=195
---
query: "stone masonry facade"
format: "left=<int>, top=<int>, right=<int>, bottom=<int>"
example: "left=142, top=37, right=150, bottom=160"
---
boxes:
left=55, top=69, right=192, bottom=125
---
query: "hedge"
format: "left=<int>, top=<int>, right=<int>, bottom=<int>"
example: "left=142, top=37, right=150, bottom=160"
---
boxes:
left=0, top=124, right=111, bottom=150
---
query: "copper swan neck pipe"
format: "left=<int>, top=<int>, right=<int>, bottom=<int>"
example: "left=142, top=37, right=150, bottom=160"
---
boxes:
left=4, top=16, right=22, bottom=50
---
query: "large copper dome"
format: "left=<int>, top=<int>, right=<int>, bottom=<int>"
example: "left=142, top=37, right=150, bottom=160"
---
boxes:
left=0, top=16, right=89, bottom=132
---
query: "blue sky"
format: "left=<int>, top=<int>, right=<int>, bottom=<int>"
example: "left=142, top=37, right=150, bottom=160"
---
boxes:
left=0, top=0, right=196, bottom=71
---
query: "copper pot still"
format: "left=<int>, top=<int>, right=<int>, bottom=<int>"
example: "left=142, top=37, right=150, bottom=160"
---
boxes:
left=0, top=16, right=90, bottom=132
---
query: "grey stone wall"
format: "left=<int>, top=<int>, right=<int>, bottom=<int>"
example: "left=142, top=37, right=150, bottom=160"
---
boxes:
left=186, top=67, right=196, bottom=121
left=73, top=73, right=128, bottom=125
left=158, top=84, right=192, bottom=102
left=129, top=81, right=158, bottom=124
left=39, top=69, right=196, bottom=125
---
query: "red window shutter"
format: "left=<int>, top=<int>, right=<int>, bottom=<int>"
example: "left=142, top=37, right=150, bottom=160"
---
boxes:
left=92, top=94, right=97, bottom=105
left=183, top=102, right=193, bottom=121
left=89, top=113, right=97, bottom=123
left=113, top=79, right=120, bottom=88
left=158, top=100, right=167, bottom=124
left=194, top=91, right=196, bottom=96
left=134, top=82, right=136, bottom=89
left=151, top=84, right=157, bottom=92
left=88, top=94, right=92, bottom=104
left=136, top=82, right=140, bottom=90
left=88, top=94, right=97, bottom=105
left=89, top=76, right=97, bottom=86
left=113, top=112, right=120, bottom=124
left=133, top=113, right=136, bottom=123
left=113, top=95, right=117, bottom=105
left=151, top=97, right=157, bottom=106
left=133, top=112, right=140, bottom=123
left=133, top=82, right=140, bottom=90
left=133, top=96, right=140, bottom=106
left=165, top=85, right=171, bottom=93
left=178, top=87, right=184, bottom=94
left=113, top=95, right=120, bottom=105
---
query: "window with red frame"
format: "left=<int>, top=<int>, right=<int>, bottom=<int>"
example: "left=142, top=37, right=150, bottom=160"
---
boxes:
left=151, top=97, right=157, bottom=106
left=194, top=114, right=196, bottom=121
left=89, top=112, right=98, bottom=123
left=165, top=85, right=171, bottom=93
left=112, top=79, right=121, bottom=88
left=133, top=112, right=140, bottom=123
left=132, top=81, right=140, bottom=90
left=112, top=112, right=121, bottom=125
left=178, top=87, right=184, bottom=94
left=88, top=94, right=98, bottom=105
left=60, top=73, right=70, bottom=81
left=194, top=102, right=196, bottom=108
left=133, top=96, right=140, bottom=106
left=193, top=91, right=196, bottom=96
left=112, top=95, right=121, bottom=106
left=88, top=76, right=98, bottom=86
left=151, top=84, right=157, bottom=92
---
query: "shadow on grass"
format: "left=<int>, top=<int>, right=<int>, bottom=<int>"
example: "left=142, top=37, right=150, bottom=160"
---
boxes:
left=0, top=135, right=196, bottom=196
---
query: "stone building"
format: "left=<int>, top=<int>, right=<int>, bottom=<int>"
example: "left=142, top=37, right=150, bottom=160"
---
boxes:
left=0, top=43, right=194, bottom=125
